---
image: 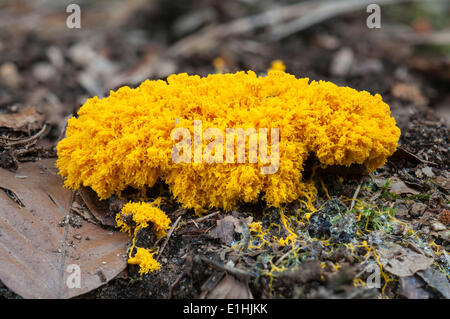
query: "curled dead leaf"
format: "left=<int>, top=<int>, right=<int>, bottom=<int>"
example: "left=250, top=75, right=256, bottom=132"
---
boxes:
left=377, top=244, right=433, bottom=277
left=205, top=274, right=253, bottom=299
left=78, top=186, right=116, bottom=227
left=0, top=106, right=45, bottom=132
left=399, top=276, right=430, bottom=299
left=417, top=268, right=450, bottom=299
left=432, top=175, right=450, bottom=191
left=0, top=159, right=128, bottom=298
left=389, top=177, right=420, bottom=195
left=391, top=82, right=428, bottom=106
left=208, top=215, right=243, bottom=246
left=388, top=146, right=431, bottom=165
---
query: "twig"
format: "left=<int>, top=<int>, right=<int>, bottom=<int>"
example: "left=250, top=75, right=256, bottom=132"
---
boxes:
left=109, top=0, right=432, bottom=89
left=168, top=271, right=187, bottom=299
left=156, top=215, right=182, bottom=261
left=270, top=0, right=430, bottom=41
left=166, top=1, right=319, bottom=57
left=169, top=0, right=430, bottom=54
left=275, top=249, right=294, bottom=266
left=13, top=145, right=39, bottom=157
left=0, top=124, right=47, bottom=147
left=350, top=182, right=362, bottom=211
left=199, top=255, right=256, bottom=278
left=388, top=29, right=450, bottom=46
left=170, top=207, right=187, bottom=219
left=187, top=210, right=221, bottom=224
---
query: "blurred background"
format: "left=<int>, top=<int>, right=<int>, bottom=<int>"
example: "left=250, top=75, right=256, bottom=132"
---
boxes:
left=0, top=0, right=449, bottom=140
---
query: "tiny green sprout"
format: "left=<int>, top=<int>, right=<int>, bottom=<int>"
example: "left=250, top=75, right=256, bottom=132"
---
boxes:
left=380, top=178, right=391, bottom=197
left=356, top=204, right=395, bottom=232
left=330, top=214, right=343, bottom=226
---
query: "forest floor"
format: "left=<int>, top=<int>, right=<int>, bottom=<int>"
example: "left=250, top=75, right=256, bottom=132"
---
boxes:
left=0, top=0, right=449, bottom=299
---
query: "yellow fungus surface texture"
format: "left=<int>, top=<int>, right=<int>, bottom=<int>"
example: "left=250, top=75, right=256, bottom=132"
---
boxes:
left=57, top=70, right=400, bottom=212
left=269, top=60, right=286, bottom=72
left=116, top=201, right=171, bottom=274
left=127, top=247, right=161, bottom=275
left=116, top=201, right=171, bottom=239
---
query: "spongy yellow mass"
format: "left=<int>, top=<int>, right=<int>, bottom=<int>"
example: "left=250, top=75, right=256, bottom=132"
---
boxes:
left=57, top=70, right=400, bottom=212
left=116, top=201, right=171, bottom=238
left=127, top=247, right=160, bottom=275
left=269, top=60, right=286, bottom=72
left=115, top=201, right=170, bottom=275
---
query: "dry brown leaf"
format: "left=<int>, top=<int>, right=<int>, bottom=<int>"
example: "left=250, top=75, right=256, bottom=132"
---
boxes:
left=0, top=62, right=22, bottom=88
left=432, top=175, right=450, bottom=191
left=389, top=177, right=420, bottom=195
left=421, top=167, right=434, bottom=178
left=0, top=106, right=45, bottom=132
left=391, top=82, right=428, bottom=106
left=206, top=274, right=253, bottom=299
left=388, top=146, right=429, bottom=165
left=70, top=197, right=98, bottom=224
left=0, top=159, right=129, bottom=299
left=278, top=261, right=324, bottom=283
left=372, top=177, right=387, bottom=188
left=78, top=186, right=115, bottom=227
left=399, top=276, right=430, bottom=299
left=377, top=244, right=433, bottom=277
left=417, top=268, right=450, bottom=299
left=208, top=215, right=242, bottom=245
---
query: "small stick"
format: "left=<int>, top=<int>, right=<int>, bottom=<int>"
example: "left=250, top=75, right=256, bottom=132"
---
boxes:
left=187, top=210, right=220, bottom=224
left=270, top=0, right=424, bottom=41
left=156, top=215, right=182, bottom=261
left=350, top=182, right=362, bottom=211
left=199, top=255, right=255, bottom=278
left=275, top=250, right=293, bottom=266
left=168, top=271, right=187, bottom=299
left=1, top=124, right=47, bottom=147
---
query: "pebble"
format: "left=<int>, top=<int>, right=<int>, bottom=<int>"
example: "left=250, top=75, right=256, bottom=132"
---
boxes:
left=431, top=221, right=446, bottom=232
left=409, top=202, right=427, bottom=217
left=33, top=63, right=56, bottom=82
left=0, top=62, right=22, bottom=88
left=330, top=47, right=354, bottom=77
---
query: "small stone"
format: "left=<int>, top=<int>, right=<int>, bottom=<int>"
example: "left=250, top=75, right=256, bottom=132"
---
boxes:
left=438, top=230, right=449, bottom=241
left=73, top=234, right=82, bottom=240
left=350, top=58, right=383, bottom=76
left=330, top=47, right=354, bottom=77
left=429, top=192, right=443, bottom=207
left=33, top=63, right=56, bottom=82
left=415, top=169, right=423, bottom=179
left=0, top=62, right=22, bottom=88
left=47, top=46, right=64, bottom=68
left=431, top=221, right=446, bottom=232
left=421, top=167, right=434, bottom=178
left=315, top=34, right=340, bottom=50
left=409, top=202, right=427, bottom=217
left=394, top=202, right=408, bottom=218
